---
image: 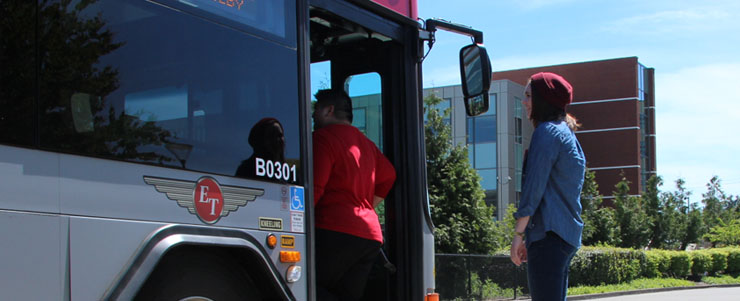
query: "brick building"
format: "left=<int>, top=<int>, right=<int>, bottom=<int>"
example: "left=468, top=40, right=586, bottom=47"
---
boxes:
left=493, top=57, right=656, bottom=198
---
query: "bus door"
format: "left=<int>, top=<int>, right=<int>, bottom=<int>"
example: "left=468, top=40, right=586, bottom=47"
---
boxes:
left=308, top=1, right=429, bottom=300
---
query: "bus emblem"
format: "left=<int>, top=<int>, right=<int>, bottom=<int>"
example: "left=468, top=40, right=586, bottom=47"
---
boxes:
left=194, top=178, right=223, bottom=223
left=144, top=176, right=265, bottom=224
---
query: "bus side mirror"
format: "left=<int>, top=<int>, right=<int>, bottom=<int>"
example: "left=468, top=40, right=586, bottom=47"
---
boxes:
left=459, top=44, right=492, bottom=116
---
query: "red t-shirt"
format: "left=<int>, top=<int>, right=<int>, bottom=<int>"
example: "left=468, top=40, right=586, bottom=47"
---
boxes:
left=313, top=124, right=396, bottom=243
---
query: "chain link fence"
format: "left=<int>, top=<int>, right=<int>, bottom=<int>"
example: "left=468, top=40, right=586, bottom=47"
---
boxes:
left=435, top=254, right=529, bottom=300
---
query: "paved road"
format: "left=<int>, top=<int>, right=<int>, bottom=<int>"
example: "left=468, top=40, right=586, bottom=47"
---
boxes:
left=583, top=286, right=740, bottom=301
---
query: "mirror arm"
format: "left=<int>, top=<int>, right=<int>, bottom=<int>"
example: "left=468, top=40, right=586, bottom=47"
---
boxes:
left=424, top=18, right=483, bottom=44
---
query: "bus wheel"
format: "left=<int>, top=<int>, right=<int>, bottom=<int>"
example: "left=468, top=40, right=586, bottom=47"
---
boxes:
left=135, top=247, right=260, bottom=301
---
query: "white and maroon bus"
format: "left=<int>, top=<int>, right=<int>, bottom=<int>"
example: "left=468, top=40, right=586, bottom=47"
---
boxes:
left=0, top=0, right=490, bottom=299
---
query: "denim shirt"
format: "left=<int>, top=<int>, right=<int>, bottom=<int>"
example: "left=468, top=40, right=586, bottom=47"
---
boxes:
left=514, top=120, right=586, bottom=249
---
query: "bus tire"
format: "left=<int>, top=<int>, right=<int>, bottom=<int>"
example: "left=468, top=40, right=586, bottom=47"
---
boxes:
left=134, top=247, right=261, bottom=301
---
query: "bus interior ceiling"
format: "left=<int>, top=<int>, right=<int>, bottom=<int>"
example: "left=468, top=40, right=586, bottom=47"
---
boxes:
left=309, top=8, right=392, bottom=65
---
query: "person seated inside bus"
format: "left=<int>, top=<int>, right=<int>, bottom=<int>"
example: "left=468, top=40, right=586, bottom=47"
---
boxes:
left=312, top=89, right=396, bottom=300
left=235, top=117, right=286, bottom=179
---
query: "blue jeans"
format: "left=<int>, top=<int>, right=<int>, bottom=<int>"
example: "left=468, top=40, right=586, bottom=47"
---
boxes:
left=526, top=231, right=578, bottom=301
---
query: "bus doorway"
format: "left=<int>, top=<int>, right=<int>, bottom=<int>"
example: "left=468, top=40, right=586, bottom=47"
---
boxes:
left=308, top=3, right=426, bottom=300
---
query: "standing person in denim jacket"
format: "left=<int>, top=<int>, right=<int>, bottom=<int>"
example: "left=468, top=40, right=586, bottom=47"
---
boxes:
left=509, top=72, right=586, bottom=301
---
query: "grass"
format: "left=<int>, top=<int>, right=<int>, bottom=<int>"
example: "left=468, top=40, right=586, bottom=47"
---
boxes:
left=567, top=277, right=696, bottom=296
left=702, top=274, right=740, bottom=285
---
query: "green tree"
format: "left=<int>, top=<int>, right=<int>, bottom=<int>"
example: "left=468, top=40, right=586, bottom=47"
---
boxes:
left=613, top=176, right=651, bottom=249
left=702, top=176, right=727, bottom=233
left=580, top=169, right=600, bottom=243
left=643, top=176, right=662, bottom=242
left=424, top=94, right=499, bottom=254
left=581, top=169, right=620, bottom=246
left=669, top=177, right=704, bottom=249
left=644, top=176, right=685, bottom=249
left=729, top=195, right=740, bottom=220
left=491, top=204, right=518, bottom=252
left=653, top=191, right=687, bottom=250
left=586, top=206, right=621, bottom=246
left=684, top=204, right=704, bottom=249
left=704, top=219, right=740, bottom=246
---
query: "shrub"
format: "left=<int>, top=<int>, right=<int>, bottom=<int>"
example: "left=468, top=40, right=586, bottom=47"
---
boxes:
left=725, top=248, right=740, bottom=273
left=708, top=250, right=728, bottom=275
left=644, top=250, right=671, bottom=278
left=668, top=251, right=692, bottom=278
left=569, top=247, right=644, bottom=286
left=690, top=251, right=711, bottom=277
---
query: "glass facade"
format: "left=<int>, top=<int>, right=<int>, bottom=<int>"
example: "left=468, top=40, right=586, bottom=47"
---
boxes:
left=423, top=83, right=531, bottom=220
left=638, top=63, right=650, bottom=188
left=467, top=94, right=497, bottom=202
left=514, top=97, right=524, bottom=202
left=638, top=63, right=646, bottom=101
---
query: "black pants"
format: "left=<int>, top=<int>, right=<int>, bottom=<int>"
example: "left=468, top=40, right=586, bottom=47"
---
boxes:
left=315, top=229, right=382, bottom=301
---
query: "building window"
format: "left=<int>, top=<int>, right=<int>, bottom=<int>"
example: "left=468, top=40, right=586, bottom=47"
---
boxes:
left=478, top=168, right=497, bottom=191
left=475, top=142, right=496, bottom=169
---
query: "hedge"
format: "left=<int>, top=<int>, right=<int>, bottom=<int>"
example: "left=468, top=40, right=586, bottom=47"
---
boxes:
left=559, top=247, right=740, bottom=287
left=708, top=250, right=728, bottom=275
left=724, top=248, right=740, bottom=273
left=643, top=250, right=671, bottom=278
left=690, top=251, right=711, bottom=277
left=569, top=247, right=644, bottom=286
left=668, top=251, right=692, bottom=278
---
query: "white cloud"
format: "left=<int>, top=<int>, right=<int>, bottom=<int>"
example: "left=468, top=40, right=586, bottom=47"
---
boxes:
left=655, top=63, right=740, bottom=200
left=514, top=0, right=579, bottom=10
left=602, top=7, right=735, bottom=36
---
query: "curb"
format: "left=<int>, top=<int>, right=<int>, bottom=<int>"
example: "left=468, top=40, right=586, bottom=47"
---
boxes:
left=566, top=283, right=740, bottom=300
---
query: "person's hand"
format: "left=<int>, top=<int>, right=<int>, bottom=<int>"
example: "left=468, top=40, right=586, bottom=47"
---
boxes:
left=510, top=235, right=527, bottom=266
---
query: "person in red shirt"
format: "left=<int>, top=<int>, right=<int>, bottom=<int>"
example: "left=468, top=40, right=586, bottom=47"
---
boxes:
left=312, top=89, right=396, bottom=300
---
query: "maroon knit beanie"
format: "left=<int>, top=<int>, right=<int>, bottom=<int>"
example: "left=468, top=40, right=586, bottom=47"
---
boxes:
left=529, top=72, right=573, bottom=109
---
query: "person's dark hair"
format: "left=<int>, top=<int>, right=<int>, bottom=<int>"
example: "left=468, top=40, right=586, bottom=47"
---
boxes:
left=315, top=89, right=353, bottom=123
left=530, top=88, right=581, bottom=131
left=530, top=86, right=566, bottom=123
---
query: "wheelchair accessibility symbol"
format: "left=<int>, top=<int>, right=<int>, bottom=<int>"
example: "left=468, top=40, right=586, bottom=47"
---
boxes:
left=290, top=187, right=304, bottom=212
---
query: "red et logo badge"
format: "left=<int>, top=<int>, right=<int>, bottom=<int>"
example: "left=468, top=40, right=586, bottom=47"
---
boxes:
left=194, top=177, right=224, bottom=224
left=144, top=176, right=264, bottom=225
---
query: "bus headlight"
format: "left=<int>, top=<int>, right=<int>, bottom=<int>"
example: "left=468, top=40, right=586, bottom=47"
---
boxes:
left=286, top=265, right=302, bottom=283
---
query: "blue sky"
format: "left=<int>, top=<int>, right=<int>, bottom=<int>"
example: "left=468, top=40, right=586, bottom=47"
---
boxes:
left=417, top=0, right=740, bottom=203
